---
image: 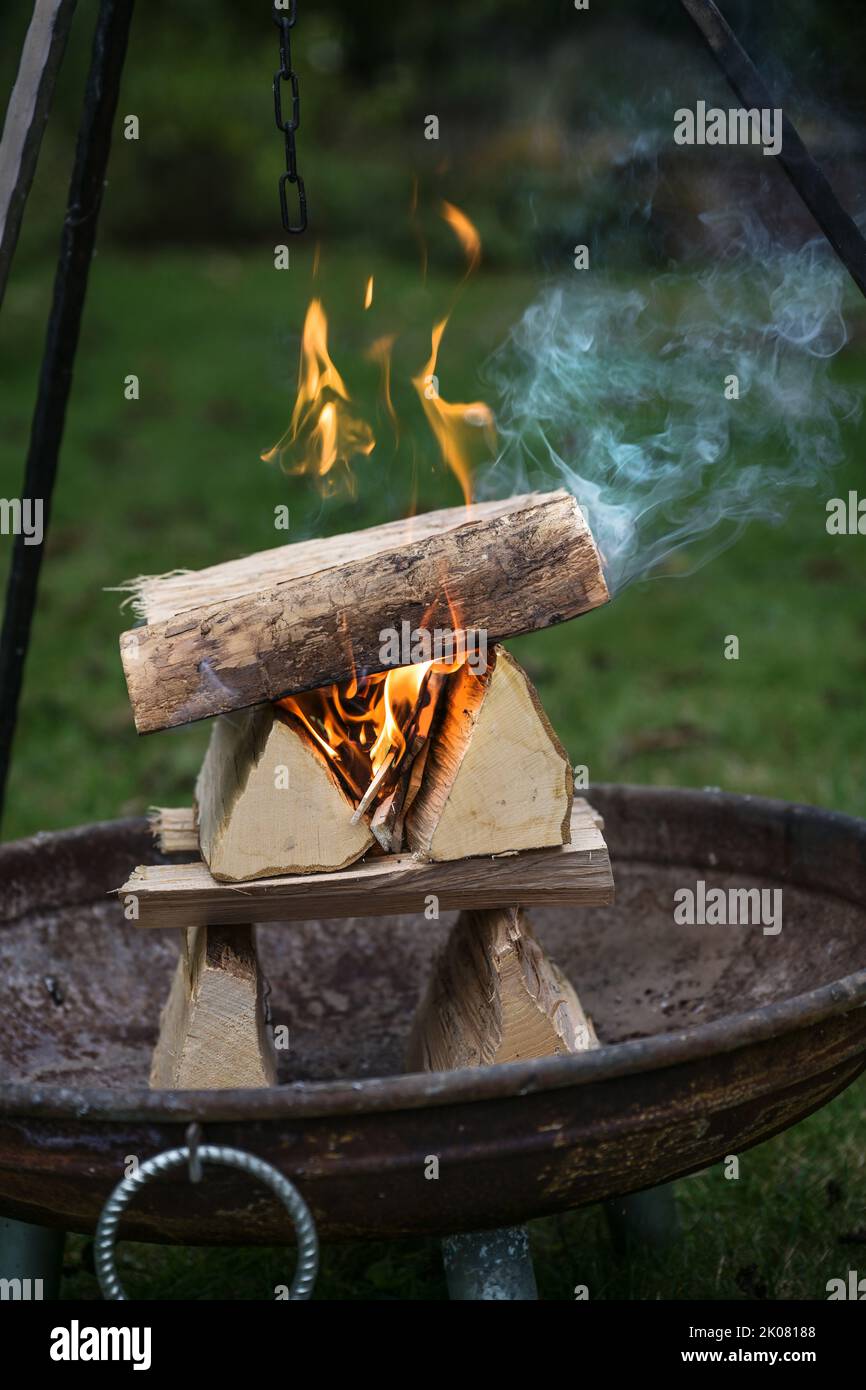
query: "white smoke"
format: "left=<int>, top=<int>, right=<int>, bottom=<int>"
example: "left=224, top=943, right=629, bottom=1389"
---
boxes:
left=482, top=215, right=860, bottom=592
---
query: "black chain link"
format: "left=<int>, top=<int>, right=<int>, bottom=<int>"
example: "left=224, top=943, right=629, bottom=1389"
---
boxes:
left=272, top=2, right=307, bottom=233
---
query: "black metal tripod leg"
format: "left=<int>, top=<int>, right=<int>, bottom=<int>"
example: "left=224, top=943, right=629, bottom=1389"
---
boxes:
left=603, top=1181, right=681, bottom=1255
left=442, top=1225, right=538, bottom=1300
left=0, top=0, right=135, bottom=826
left=0, top=1216, right=65, bottom=1300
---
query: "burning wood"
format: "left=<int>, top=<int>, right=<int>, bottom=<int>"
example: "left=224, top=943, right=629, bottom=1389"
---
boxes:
left=405, top=646, right=574, bottom=861
left=195, top=704, right=373, bottom=882
left=192, top=642, right=570, bottom=881
left=122, top=799, right=613, bottom=928
left=118, top=489, right=609, bottom=735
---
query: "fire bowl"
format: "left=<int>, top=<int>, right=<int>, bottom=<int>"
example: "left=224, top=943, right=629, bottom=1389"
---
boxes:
left=0, top=784, right=864, bottom=1244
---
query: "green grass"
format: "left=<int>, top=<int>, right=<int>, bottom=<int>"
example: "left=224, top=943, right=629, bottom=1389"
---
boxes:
left=2, top=247, right=864, bottom=833
left=2, top=245, right=865, bottom=1300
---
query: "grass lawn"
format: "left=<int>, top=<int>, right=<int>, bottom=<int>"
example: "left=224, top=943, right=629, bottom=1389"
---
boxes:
left=1, top=244, right=864, bottom=1299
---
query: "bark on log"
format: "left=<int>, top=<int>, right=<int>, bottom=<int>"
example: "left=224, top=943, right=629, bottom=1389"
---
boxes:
left=119, top=490, right=608, bottom=734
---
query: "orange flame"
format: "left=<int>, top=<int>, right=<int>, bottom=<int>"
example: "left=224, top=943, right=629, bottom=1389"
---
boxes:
left=265, top=199, right=494, bottom=508
left=262, top=298, right=375, bottom=496
left=280, top=587, right=473, bottom=812
left=441, top=200, right=481, bottom=275
left=367, top=333, right=399, bottom=444
left=280, top=653, right=461, bottom=809
left=412, top=318, right=496, bottom=507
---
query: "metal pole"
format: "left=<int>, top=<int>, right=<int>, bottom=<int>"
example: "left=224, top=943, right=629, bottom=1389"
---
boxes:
left=0, top=0, right=136, bottom=827
left=0, top=1216, right=64, bottom=1301
left=442, top=1226, right=539, bottom=1300
left=0, top=0, right=78, bottom=311
left=604, top=1182, right=681, bottom=1255
left=680, top=0, right=866, bottom=303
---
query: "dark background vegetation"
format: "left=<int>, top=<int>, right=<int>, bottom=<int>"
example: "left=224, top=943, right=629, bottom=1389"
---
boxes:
left=0, top=0, right=863, bottom=1300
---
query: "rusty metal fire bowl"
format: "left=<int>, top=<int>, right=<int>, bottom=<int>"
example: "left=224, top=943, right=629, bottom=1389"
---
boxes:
left=0, top=784, right=864, bottom=1245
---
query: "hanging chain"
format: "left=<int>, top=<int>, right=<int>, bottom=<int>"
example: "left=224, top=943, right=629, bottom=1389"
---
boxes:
left=272, top=2, right=307, bottom=233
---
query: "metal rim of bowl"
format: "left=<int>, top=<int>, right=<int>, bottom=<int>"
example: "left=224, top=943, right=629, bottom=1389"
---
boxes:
left=0, top=784, right=864, bottom=1122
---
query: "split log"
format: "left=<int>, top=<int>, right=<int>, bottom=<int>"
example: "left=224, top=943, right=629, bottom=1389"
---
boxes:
left=121, top=799, right=613, bottom=928
left=195, top=705, right=373, bottom=882
left=119, top=490, right=609, bottom=734
left=407, top=906, right=599, bottom=1071
left=406, top=645, right=573, bottom=861
left=150, top=924, right=277, bottom=1089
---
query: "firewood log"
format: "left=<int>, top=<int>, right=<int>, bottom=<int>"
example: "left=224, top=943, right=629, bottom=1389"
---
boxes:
left=405, top=646, right=573, bottom=861
left=119, top=490, right=608, bottom=734
left=122, top=799, right=614, bottom=928
left=407, top=906, right=599, bottom=1070
left=149, top=924, right=277, bottom=1089
left=195, top=704, right=373, bottom=882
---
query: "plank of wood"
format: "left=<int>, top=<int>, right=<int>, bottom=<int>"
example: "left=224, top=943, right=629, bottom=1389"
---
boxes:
left=149, top=924, right=277, bottom=1089
left=406, top=906, right=599, bottom=1071
left=195, top=705, right=373, bottom=881
left=0, top=0, right=77, bottom=308
left=121, top=799, right=613, bottom=928
left=119, top=490, right=608, bottom=734
left=407, top=646, right=572, bottom=860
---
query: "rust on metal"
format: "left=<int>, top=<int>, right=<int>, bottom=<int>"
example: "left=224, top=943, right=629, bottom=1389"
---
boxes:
left=0, top=786, right=864, bottom=1242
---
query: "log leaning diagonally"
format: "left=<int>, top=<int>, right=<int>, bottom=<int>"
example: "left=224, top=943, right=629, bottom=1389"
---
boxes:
left=119, top=490, right=609, bottom=734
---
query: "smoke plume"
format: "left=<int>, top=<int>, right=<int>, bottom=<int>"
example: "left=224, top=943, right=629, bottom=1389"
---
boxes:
left=483, top=215, right=860, bottom=592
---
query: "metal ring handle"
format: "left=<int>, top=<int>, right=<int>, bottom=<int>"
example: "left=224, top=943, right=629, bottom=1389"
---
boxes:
left=95, top=1144, right=318, bottom=1300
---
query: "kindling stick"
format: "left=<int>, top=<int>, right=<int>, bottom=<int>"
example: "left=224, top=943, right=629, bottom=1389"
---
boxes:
left=679, top=0, right=866, bottom=303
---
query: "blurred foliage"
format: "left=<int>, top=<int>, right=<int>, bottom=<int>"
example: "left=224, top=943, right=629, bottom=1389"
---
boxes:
left=1, top=0, right=865, bottom=268
left=1, top=0, right=865, bottom=1307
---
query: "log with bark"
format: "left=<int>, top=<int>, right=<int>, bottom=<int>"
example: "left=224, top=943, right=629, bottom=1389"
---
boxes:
left=407, top=906, right=599, bottom=1070
left=149, top=924, right=277, bottom=1089
left=118, top=490, right=608, bottom=734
